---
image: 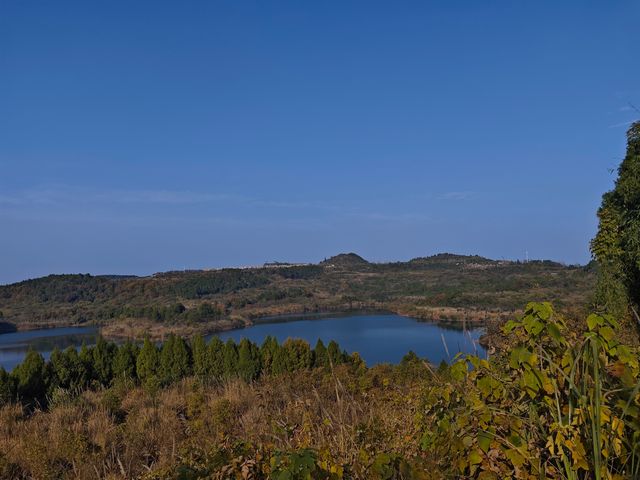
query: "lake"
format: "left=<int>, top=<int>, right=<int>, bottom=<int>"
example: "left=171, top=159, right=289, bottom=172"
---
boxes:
left=0, top=326, right=100, bottom=371
left=0, top=313, right=486, bottom=371
left=210, top=312, right=486, bottom=365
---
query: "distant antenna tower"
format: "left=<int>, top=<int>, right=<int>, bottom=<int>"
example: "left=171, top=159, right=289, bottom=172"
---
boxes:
left=525, top=250, right=529, bottom=263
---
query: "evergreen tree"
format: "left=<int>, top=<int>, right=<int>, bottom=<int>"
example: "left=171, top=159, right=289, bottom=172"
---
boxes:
left=282, top=338, right=312, bottom=372
left=159, top=334, right=191, bottom=384
left=313, top=339, right=328, bottom=368
left=92, top=336, right=115, bottom=385
left=49, top=347, right=66, bottom=389
left=237, top=338, right=261, bottom=382
left=0, top=367, right=15, bottom=406
left=112, top=341, right=139, bottom=380
left=136, top=337, right=159, bottom=382
left=271, top=344, right=288, bottom=375
left=79, top=343, right=95, bottom=383
left=222, top=339, right=238, bottom=378
left=592, top=121, right=640, bottom=319
left=171, top=335, right=191, bottom=381
left=207, top=336, right=225, bottom=379
left=49, top=346, right=88, bottom=391
left=68, top=346, right=91, bottom=389
left=191, top=335, right=208, bottom=378
left=12, top=349, right=47, bottom=406
left=260, top=336, right=279, bottom=375
left=159, top=335, right=176, bottom=384
left=327, top=340, right=343, bottom=366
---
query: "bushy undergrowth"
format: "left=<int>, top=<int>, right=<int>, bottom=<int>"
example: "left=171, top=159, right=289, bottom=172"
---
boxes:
left=0, top=360, right=431, bottom=479
left=421, top=302, right=640, bottom=479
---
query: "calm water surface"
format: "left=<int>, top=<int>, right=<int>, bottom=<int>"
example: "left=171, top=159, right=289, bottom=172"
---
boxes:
left=0, top=313, right=486, bottom=370
left=0, top=326, right=99, bottom=371
left=211, top=313, right=486, bottom=365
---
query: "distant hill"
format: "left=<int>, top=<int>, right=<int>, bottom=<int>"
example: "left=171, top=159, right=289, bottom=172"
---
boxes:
left=320, top=253, right=369, bottom=266
left=0, top=252, right=595, bottom=337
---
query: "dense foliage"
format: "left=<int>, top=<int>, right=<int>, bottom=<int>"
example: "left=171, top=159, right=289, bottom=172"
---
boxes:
left=591, top=121, right=640, bottom=320
left=421, top=302, right=640, bottom=479
left=0, top=335, right=352, bottom=410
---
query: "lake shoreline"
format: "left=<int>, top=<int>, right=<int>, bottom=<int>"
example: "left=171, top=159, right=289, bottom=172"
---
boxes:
left=1, top=304, right=494, bottom=343
left=98, top=305, right=492, bottom=342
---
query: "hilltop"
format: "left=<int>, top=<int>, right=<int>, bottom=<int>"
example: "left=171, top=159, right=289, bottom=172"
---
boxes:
left=0, top=253, right=595, bottom=342
left=320, top=252, right=370, bottom=267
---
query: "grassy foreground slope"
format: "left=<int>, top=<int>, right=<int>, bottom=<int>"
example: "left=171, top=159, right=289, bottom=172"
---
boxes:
left=0, top=253, right=595, bottom=339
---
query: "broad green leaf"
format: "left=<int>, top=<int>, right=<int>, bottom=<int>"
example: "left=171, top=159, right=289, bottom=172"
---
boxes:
left=468, top=450, right=482, bottom=466
left=505, top=448, right=525, bottom=467
left=478, top=432, right=492, bottom=453
left=587, top=314, right=603, bottom=331
left=546, top=322, right=562, bottom=342
left=600, top=325, right=615, bottom=341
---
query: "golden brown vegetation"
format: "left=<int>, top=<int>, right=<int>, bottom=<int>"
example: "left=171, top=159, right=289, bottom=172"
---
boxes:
left=0, top=362, right=429, bottom=479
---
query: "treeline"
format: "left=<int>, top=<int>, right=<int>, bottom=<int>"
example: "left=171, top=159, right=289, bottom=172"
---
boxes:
left=116, top=301, right=225, bottom=323
left=0, top=273, right=123, bottom=304
left=171, top=269, right=272, bottom=298
left=0, top=335, right=353, bottom=409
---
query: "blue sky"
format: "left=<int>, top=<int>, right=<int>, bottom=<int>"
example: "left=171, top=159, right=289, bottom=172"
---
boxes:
left=1, top=1, right=639, bottom=284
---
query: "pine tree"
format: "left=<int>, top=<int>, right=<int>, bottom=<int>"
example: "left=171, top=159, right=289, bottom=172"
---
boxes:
left=191, top=335, right=208, bottom=378
left=237, top=338, right=261, bottom=382
left=79, top=343, right=95, bottom=383
left=260, top=336, right=279, bottom=375
left=207, top=336, right=225, bottom=379
left=13, top=349, right=47, bottom=406
left=137, top=337, right=159, bottom=382
left=222, top=339, right=238, bottom=378
left=49, top=347, right=66, bottom=390
left=313, top=339, right=328, bottom=368
left=0, top=367, right=15, bottom=406
left=327, top=340, right=343, bottom=366
left=171, top=335, right=191, bottom=381
left=282, top=338, right=312, bottom=372
left=65, top=346, right=90, bottom=389
left=113, top=341, right=139, bottom=380
left=92, top=336, right=115, bottom=385
left=271, top=345, right=288, bottom=375
left=159, top=335, right=176, bottom=384
left=158, top=334, right=191, bottom=384
left=50, top=347, right=80, bottom=390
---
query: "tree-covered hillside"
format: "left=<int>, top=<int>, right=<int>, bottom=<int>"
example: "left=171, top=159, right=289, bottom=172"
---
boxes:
left=0, top=254, right=595, bottom=339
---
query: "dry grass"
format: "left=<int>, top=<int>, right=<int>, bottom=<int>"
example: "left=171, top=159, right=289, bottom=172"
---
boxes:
left=0, top=365, right=426, bottom=479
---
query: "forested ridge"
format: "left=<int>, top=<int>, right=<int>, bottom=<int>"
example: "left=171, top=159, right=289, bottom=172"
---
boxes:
left=0, top=253, right=595, bottom=341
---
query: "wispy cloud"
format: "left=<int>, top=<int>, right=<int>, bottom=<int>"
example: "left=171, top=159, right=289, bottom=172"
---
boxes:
left=0, top=185, right=316, bottom=209
left=0, top=185, right=443, bottom=229
left=607, top=120, right=634, bottom=129
left=436, top=191, right=475, bottom=200
left=0, top=186, right=244, bottom=206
